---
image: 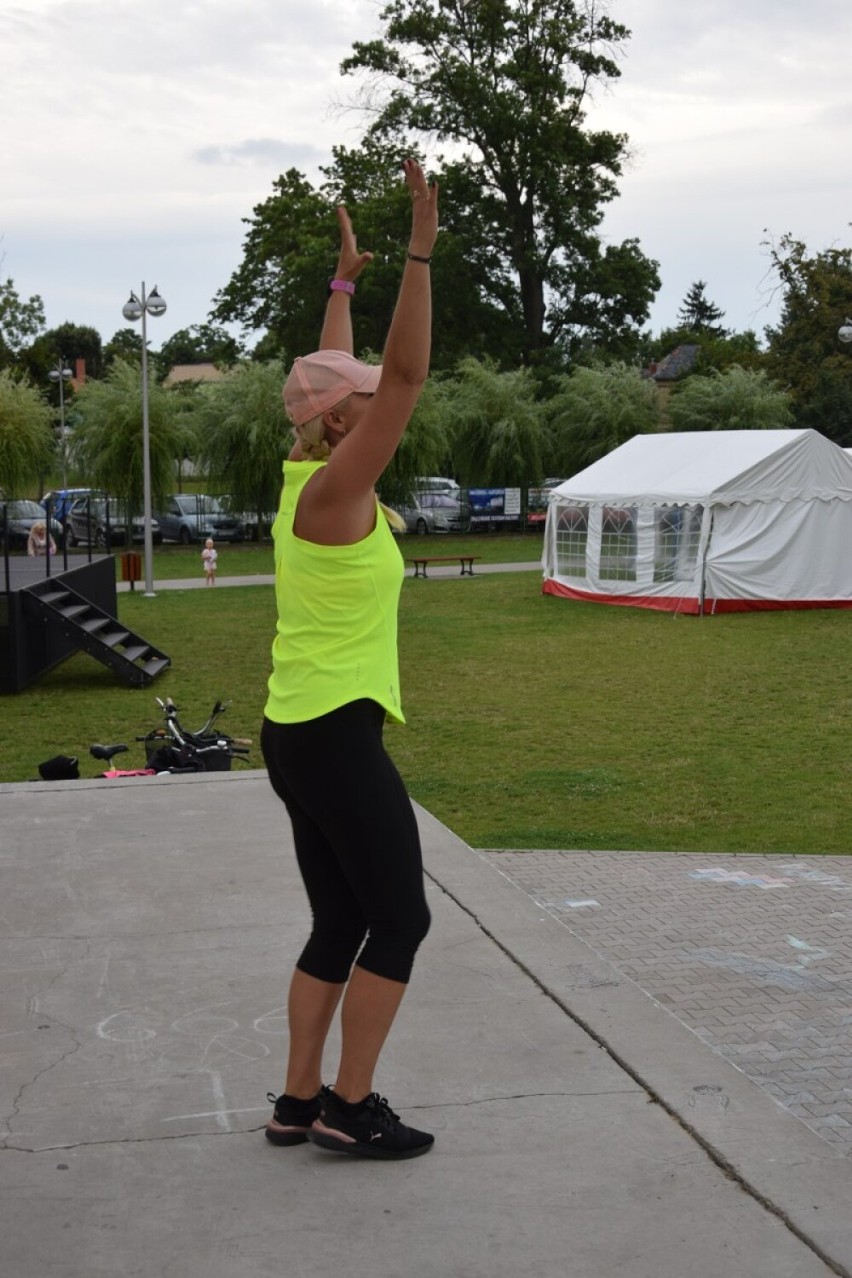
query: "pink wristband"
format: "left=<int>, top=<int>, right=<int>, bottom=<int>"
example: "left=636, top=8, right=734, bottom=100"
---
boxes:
left=328, top=278, right=356, bottom=296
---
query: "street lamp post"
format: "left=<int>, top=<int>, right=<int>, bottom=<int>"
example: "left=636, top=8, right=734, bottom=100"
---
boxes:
left=121, top=283, right=167, bottom=597
left=839, top=318, right=852, bottom=345
left=48, top=358, right=73, bottom=488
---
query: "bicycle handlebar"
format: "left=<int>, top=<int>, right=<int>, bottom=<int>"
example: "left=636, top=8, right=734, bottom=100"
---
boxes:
left=145, top=696, right=253, bottom=765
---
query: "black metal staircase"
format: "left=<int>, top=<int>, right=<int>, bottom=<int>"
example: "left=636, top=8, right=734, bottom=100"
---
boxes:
left=23, top=579, right=170, bottom=687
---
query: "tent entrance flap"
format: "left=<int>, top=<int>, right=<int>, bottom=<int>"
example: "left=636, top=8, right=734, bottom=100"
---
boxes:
left=697, top=508, right=714, bottom=616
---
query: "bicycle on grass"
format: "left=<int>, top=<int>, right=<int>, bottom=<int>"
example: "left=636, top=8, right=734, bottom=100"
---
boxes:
left=36, top=697, right=252, bottom=780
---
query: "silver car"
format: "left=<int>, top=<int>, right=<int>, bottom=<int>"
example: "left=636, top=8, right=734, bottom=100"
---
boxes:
left=396, top=492, right=470, bottom=536
left=65, top=497, right=161, bottom=548
left=153, top=494, right=244, bottom=544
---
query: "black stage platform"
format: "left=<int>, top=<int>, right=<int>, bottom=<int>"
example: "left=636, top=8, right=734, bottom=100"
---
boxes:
left=1, top=550, right=112, bottom=594
left=1, top=553, right=119, bottom=693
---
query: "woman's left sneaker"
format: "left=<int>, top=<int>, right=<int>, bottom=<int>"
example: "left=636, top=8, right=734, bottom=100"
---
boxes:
left=265, top=1089, right=325, bottom=1145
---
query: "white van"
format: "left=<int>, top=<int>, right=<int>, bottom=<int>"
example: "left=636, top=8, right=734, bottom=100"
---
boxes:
left=416, top=476, right=461, bottom=496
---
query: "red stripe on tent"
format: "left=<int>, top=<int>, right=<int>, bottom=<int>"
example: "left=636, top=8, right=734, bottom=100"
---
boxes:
left=541, top=579, right=852, bottom=615
left=703, top=598, right=852, bottom=614
left=541, top=581, right=700, bottom=613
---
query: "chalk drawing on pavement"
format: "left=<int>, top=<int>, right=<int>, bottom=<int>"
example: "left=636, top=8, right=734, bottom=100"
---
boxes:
left=689, top=947, right=836, bottom=992
left=786, top=936, right=830, bottom=966
left=776, top=865, right=852, bottom=894
left=689, top=868, right=795, bottom=890
left=535, top=897, right=602, bottom=910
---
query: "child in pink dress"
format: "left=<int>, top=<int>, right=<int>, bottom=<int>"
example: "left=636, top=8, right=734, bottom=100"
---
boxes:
left=201, top=538, right=217, bottom=586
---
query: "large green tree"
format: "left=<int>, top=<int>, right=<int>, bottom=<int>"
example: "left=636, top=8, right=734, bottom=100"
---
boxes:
left=668, top=367, right=793, bottom=433
left=0, top=278, right=45, bottom=366
left=212, top=169, right=331, bottom=360
left=342, top=0, right=659, bottom=363
left=0, top=370, right=55, bottom=496
left=70, top=359, right=184, bottom=508
left=104, top=328, right=145, bottom=369
left=213, top=1, right=659, bottom=372
left=23, top=323, right=105, bottom=394
left=764, top=231, right=852, bottom=443
left=547, top=362, right=659, bottom=474
left=440, top=357, right=546, bottom=488
left=155, top=324, right=244, bottom=380
left=212, top=143, right=517, bottom=371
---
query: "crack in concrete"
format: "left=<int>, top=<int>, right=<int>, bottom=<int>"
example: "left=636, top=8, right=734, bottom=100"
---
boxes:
left=3, top=923, right=286, bottom=943
left=1, top=943, right=93, bottom=1148
left=2, top=1020, right=85, bottom=1149
left=3, top=1127, right=256, bottom=1154
left=426, top=1088, right=639, bottom=1107
left=424, top=866, right=852, bottom=1278
left=0, top=1089, right=638, bottom=1154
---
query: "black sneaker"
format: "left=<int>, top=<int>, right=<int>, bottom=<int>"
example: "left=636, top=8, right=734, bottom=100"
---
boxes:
left=308, top=1090, right=434, bottom=1160
left=265, top=1089, right=324, bottom=1146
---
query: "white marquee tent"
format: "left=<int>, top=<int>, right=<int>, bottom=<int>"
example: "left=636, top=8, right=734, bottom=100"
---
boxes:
left=542, top=429, right=852, bottom=614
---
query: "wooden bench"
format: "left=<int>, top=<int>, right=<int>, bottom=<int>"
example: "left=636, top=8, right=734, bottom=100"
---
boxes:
left=407, top=555, right=481, bottom=579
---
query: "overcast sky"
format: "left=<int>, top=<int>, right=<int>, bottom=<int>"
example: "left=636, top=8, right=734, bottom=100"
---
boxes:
left=2, top=0, right=850, bottom=353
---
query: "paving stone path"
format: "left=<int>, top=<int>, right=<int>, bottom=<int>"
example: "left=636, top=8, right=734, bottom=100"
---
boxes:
left=480, top=849, right=852, bottom=1153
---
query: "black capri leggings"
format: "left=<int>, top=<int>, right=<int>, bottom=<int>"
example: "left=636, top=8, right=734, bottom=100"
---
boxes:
left=260, top=700, right=431, bottom=985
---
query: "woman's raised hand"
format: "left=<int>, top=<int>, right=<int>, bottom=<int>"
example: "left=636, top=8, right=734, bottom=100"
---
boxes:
left=334, top=207, right=373, bottom=283
left=403, top=158, right=438, bottom=258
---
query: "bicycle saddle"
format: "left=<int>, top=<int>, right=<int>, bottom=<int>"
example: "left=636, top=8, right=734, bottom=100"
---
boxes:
left=89, top=743, right=130, bottom=762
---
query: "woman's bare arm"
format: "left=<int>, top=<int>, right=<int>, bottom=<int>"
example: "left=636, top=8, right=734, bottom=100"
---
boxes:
left=321, top=160, right=438, bottom=500
left=319, top=207, right=373, bottom=355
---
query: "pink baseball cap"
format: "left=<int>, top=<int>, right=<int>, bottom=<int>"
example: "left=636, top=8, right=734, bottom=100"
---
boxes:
left=283, top=350, right=382, bottom=426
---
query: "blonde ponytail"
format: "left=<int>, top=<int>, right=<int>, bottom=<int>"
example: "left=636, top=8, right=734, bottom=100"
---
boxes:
left=295, top=416, right=331, bottom=461
left=379, top=502, right=407, bottom=533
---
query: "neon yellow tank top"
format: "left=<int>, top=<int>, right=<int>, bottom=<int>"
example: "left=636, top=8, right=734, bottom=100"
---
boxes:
left=264, top=460, right=405, bottom=724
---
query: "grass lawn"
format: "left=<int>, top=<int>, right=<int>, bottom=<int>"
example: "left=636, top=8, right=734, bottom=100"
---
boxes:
left=3, top=570, right=851, bottom=855
left=90, top=530, right=545, bottom=581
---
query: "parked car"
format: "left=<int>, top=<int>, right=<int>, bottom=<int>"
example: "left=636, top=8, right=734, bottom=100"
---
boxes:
left=40, top=488, right=103, bottom=521
left=1, top=499, right=64, bottom=550
left=153, top=494, right=244, bottom=544
left=64, top=496, right=162, bottom=548
left=394, top=492, right=470, bottom=536
left=415, top=476, right=461, bottom=496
